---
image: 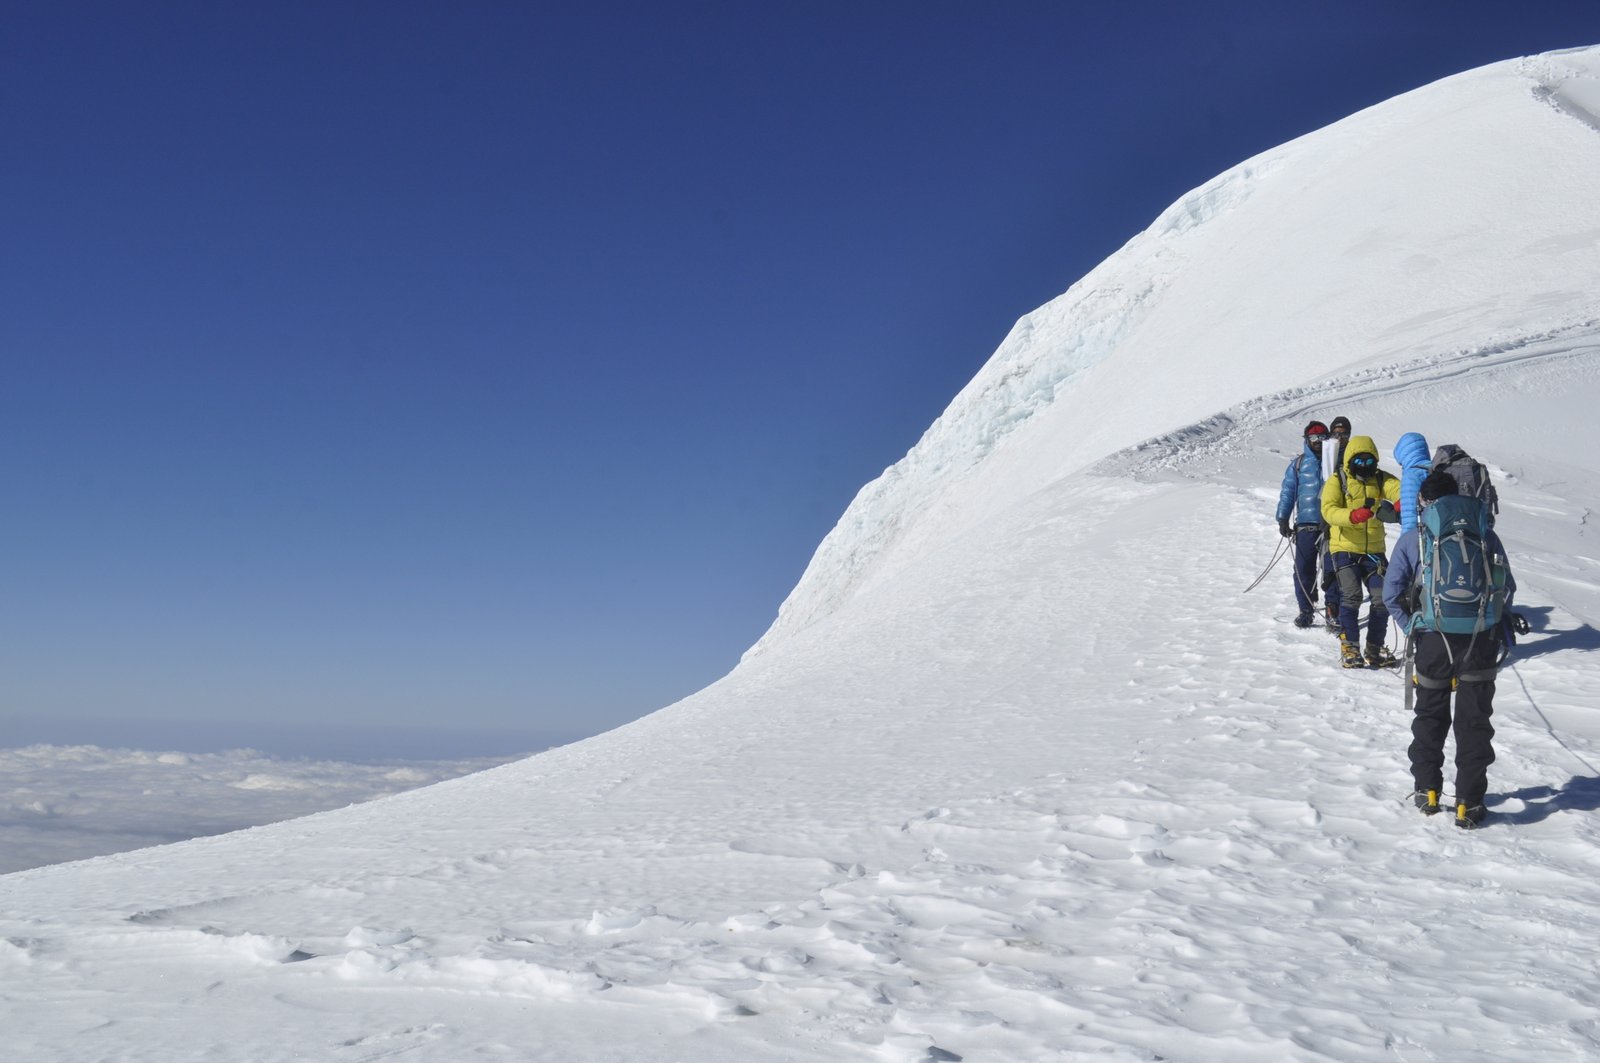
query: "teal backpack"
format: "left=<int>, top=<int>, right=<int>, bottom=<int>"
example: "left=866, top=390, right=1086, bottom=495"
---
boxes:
left=1415, top=495, right=1507, bottom=635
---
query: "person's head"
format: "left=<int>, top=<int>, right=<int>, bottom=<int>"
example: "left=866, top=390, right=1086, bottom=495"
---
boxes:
left=1419, top=469, right=1459, bottom=506
left=1304, top=420, right=1328, bottom=452
left=1329, top=416, right=1352, bottom=441
left=1348, top=452, right=1378, bottom=479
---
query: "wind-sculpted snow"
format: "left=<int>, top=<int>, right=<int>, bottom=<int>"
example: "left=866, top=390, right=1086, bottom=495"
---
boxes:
left=750, top=45, right=1600, bottom=657
left=743, top=269, right=1162, bottom=664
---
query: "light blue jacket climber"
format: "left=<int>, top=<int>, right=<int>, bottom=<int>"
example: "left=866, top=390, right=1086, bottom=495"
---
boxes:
left=1276, top=439, right=1327, bottom=525
left=1394, top=432, right=1432, bottom=534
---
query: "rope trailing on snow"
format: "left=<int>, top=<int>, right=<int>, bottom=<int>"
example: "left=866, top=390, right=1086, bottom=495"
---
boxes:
left=1243, top=536, right=1292, bottom=594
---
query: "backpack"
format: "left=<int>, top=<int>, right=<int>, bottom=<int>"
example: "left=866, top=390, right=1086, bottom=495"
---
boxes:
left=1431, top=444, right=1499, bottom=525
left=1414, top=494, right=1508, bottom=635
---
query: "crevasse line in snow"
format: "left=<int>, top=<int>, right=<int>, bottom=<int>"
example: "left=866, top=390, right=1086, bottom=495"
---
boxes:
left=1095, top=324, right=1600, bottom=482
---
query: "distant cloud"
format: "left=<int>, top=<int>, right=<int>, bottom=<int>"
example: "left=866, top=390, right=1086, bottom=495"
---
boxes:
left=0, top=745, right=515, bottom=874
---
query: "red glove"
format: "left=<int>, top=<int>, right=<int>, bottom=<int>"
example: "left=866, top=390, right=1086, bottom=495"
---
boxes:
left=1350, top=507, right=1373, bottom=524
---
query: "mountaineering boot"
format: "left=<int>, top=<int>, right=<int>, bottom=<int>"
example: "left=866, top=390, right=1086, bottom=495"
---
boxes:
left=1294, top=611, right=1315, bottom=628
left=1455, top=803, right=1487, bottom=830
left=1340, top=638, right=1365, bottom=669
left=1324, top=607, right=1342, bottom=634
left=1365, top=643, right=1397, bottom=668
left=1412, top=788, right=1441, bottom=815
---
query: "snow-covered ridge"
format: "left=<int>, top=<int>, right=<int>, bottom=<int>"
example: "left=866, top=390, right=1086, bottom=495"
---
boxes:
left=748, top=45, right=1600, bottom=658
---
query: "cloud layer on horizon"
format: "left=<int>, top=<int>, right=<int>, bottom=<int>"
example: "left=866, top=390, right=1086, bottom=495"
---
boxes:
left=0, top=744, right=514, bottom=874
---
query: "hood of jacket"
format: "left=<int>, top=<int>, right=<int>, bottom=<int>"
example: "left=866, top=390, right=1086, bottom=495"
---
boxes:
left=1394, top=431, right=1432, bottom=533
left=1343, top=435, right=1381, bottom=476
left=1394, top=432, right=1432, bottom=471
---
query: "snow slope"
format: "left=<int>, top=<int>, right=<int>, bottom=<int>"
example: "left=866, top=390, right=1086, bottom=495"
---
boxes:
left=6, top=47, right=1600, bottom=1063
left=750, top=46, right=1600, bottom=657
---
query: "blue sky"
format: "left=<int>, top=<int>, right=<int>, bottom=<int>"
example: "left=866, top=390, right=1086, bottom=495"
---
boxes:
left=5, top=2, right=1596, bottom=758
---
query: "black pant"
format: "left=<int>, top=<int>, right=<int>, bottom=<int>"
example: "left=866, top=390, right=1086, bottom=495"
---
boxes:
left=1333, top=552, right=1388, bottom=646
left=1291, top=525, right=1341, bottom=617
left=1409, top=630, right=1499, bottom=807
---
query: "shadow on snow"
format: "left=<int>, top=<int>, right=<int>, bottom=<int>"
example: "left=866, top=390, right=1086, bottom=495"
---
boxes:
left=1491, top=775, right=1600, bottom=826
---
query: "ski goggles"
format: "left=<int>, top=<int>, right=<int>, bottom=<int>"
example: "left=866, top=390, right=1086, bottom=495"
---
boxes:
left=1348, top=456, right=1378, bottom=474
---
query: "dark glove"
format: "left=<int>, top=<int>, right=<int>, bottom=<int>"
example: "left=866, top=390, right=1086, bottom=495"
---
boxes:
left=1511, top=612, right=1531, bottom=636
left=1350, top=507, right=1373, bottom=524
left=1278, top=517, right=1292, bottom=539
left=1376, top=500, right=1398, bottom=524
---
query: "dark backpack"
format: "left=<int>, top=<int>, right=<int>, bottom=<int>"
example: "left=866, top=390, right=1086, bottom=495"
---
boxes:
left=1431, top=444, right=1499, bottom=525
left=1415, top=494, right=1507, bottom=635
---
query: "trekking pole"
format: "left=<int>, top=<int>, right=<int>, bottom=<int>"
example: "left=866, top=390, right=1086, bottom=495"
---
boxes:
left=1243, top=536, right=1292, bottom=593
left=1403, top=630, right=1416, bottom=714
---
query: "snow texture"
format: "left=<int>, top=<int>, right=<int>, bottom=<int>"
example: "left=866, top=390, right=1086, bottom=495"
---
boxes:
left=7, top=46, right=1600, bottom=1063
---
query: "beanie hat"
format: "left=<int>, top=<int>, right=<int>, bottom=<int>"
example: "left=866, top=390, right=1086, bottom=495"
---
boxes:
left=1329, top=416, right=1352, bottom=434
left=1304, top=420, right=1328, bottom=437
left=1419, top=469, right=1460, bottom=502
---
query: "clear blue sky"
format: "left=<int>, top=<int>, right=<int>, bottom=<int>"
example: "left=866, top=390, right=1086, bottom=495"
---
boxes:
left=5, top=2, right=1595, bottom=758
